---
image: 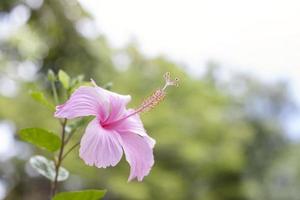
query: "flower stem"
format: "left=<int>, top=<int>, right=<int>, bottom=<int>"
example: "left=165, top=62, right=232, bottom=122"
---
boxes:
left=61, top=141, right=80, bottom=161
left=51, top=81, right=59, bottom=105
left=51, top=118, right=67, bottom=197
left=64, top=127, right=78, bottom=145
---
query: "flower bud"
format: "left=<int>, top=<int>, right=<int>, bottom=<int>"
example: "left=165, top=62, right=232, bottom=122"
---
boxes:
left=47, top=69, right=56, bottom=82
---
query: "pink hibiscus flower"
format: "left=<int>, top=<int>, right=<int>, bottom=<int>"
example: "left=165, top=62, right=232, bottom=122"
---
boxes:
left=54, top=72, right=178, bottom=181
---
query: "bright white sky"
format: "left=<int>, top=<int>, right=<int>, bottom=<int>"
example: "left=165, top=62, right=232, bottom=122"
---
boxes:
left=79, top=0, right=300, bottom=79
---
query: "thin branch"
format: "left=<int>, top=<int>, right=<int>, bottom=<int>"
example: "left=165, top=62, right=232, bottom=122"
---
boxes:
left=61, top=142, right=80, bottom=161
left=51, top=118, right=67, bottom=197
left=64, top=128, right=77, bottom=145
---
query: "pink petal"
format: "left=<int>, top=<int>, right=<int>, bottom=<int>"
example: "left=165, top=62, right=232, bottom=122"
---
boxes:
left=94, top=86, right=131, bottom=124
left=54, top=86, right=110, bottom=120
left=55, top=79, right=131, bottom=124
left=79, top=119, right=123, bottom=168
left=118, top=132, right=154, bottom=181
left=114, top=110, right=156, bottom=148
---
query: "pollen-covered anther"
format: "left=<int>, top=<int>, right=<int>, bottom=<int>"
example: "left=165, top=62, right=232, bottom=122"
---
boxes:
left=137, top=72, right=179, bottom=113
left=139, top=89, right=166, bottom=113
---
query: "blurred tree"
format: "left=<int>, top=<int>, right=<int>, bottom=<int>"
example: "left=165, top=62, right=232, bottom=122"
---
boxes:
left=0, top=0, right=295, bottom=200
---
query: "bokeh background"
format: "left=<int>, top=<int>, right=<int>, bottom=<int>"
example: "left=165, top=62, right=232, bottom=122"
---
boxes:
left=1, top=0, right=300, bottom=199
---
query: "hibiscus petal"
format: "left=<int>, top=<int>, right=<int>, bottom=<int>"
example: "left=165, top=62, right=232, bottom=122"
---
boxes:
left=115, top=110, right=156, bottom=148
left=118, top=132, right=154, bottom=181
left=79, top=119, right=123, bottom=168
left=94, top=85, right=131, bottom=123
left=55, top=86, right=110, bottom=120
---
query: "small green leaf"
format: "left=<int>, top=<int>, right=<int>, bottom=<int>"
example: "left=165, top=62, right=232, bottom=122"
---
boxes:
left=19, top=128, right=61, bottom=152
left=58, top=70, right=70, bottom=89
left=52, top=190, right=106, bottom=200
left=30, top=155, right=69, bottom=182
left=30, top=91, right=55, bottom=111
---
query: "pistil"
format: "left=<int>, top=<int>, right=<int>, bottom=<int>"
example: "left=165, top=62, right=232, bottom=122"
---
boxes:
left=103, top=72, right=179, bottom=128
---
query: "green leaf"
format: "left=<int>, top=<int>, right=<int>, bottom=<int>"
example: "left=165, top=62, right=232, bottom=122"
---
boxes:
left=30, top=155, right=69, bottom=182
left=58, top=70, right=70, bottom=89
left=52, top=190, right=107, bottom=200
left=19, top=128, right=61, bottom=152
left=30, top=91, right=55, bottom=111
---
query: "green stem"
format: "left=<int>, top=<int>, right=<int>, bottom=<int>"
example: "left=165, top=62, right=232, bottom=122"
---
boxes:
left=61, top=142, right=80, bottom=161
left=51, top=119, right=67, bottom=197
left=51, top=81, right=59, bottom=105
left=64, top=128, right=77, bottom=145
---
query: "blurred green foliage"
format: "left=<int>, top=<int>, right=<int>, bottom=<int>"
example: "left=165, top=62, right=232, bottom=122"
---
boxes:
left=0, top=0, right=297, bottom=200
